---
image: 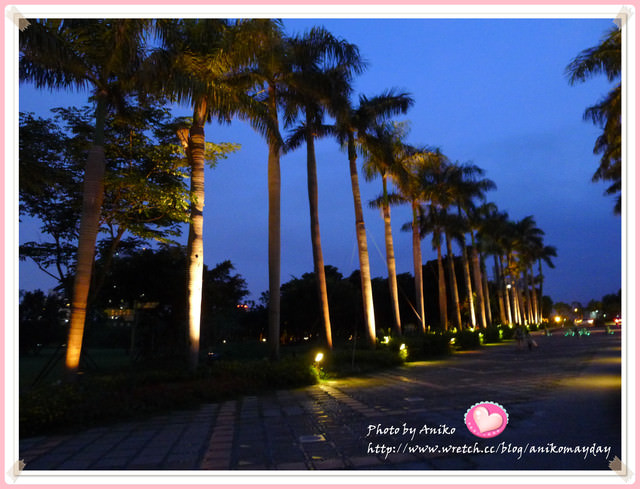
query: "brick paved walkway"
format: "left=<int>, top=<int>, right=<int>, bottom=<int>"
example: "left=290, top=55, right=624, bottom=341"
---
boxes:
left=18, top=329, right=623, bottom=473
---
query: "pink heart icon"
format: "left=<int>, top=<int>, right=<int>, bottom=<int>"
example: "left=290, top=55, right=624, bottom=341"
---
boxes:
left=472, top=406, right=504, bottom=433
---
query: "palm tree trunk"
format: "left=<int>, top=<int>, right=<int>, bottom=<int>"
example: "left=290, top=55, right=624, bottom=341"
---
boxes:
left=461, top=240, right=476, bottom=329
left=412, top=202, right=426, bottom=333
left=65, top=97, right=107, bottom=379
left=348, top=133, right=376, bottom=346
left=523, top=268, right=533, bottom=324
left=436, top=235, right=448, bottom=330
left=538, top=259, right=544, bottom=322
left=305, top=125, right=332, bottom=349
left=480, top=253, right=492, bottom=326
left=529, top=264, right=539, bottom=324
left=513, top=281, right=523, bottom=325
left=493, top=255, right=506, bottom=325
left=445, top=232, right=462, bottom=331
left=268, top=85, right=282, bottom=360
left=516, top=282, right=526, bottom=325
left=185, top=100, right=207, bottom=371
left=381, top=175, right=402, bottom=336
left=505, top=285, right=514, bottom=326
left=470, top=240, right=486, bottom=328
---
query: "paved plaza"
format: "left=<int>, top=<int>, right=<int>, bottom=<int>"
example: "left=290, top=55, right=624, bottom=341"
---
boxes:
left=19, top=329, right=623, bottom=473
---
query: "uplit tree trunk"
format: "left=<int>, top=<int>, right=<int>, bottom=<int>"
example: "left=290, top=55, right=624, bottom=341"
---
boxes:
left=65, top=97, right=107, bottom=379
left=185, top=100, right=207, bottom=371
left=461, top=242, right=476, bottom=329
left=518, top=279, right=532, bottom=324
left=529, top=264, right=539, bottom=324
left=538, top=259, right=545, bottom=322
left=471, top=243, right=486, bottom=328
left=513, top=282, right=524, bottom=325
left=505, top=286, right=513, bottom=326
left=411, top=202, right=426, bottom=333
left=445, top=231, right=462, bottom=331
left=267, top=85, right=282, bottom=360
left=497, top=255, right=511, bottom=325
left=523, top=267, right=534, bottom=324
left=305, top=124, right=332, bottom=349
left=435, top=234, right=448, bottom=330
left=480, top=254, right=492, bottom=325
left=381, top=175, right=402, bottom=336
left=348, top=131, right=376, bottom=346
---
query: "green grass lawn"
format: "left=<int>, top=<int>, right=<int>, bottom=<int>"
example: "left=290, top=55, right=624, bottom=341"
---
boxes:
left=19, top=347, right=132, bottom=392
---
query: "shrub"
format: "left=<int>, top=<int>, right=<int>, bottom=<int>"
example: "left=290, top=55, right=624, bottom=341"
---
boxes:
left=19, top=355, right=318, bottom=438
left=381, top=333, right=452, bottom=362
left=483, top=325, right=502, bottom=343
left=321, top=348, right=404, bottom=378
left=455, top=330, right=481, bottom=350
left=500, top=325, right=515, bottom=340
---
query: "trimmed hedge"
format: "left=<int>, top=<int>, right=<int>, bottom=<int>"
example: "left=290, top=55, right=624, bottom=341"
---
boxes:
left=455, top=330, right=481, bottom=350
left=320, top=348, right=404, bottom=378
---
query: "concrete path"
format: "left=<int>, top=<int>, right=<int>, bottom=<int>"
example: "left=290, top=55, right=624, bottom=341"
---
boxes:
left=19, top=329, right=623, bottom=472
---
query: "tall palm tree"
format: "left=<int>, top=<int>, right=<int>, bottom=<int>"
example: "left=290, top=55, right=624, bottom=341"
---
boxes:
left=468, top=206, right=490, bottom=327
left=396, top=146, right=443, bottom=333
left=566, top=26, right=622, bottom=214
left=20, top=19, right=148, bottom=378
left=443, top=212, right=465, bottom=331
left=511, top=216, right=544, bottom=325
left=414, top=151, right=461, bottom=330
left=363, top=121, right=410, bottom=336
left=450, top=165, right=496, bottom=329
left=284, top=27, right=364, bottom=350
left=152, top=19, right=260, bottom=370
left=477, top=204, right=510, bottom=325
left=420, top=206, right=449, bottom=330
left=333, top=90, right=414, bottom=345
left=242, top=20, right=292, bottom=360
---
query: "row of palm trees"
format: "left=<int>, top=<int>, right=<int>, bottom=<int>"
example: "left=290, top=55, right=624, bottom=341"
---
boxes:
left=20, top=19, right=555, bottom=375
left=358, top=124, right=557, bottom=337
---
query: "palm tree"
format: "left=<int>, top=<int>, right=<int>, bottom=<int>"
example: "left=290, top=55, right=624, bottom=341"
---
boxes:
left=450, top=165, right=496, bottom=329
left=20, top=19, right=148, bottom=378
left=284, top=27, right=364, bottom=350
left=396, top=146, right=442, bottom=333
left=468, top=206, right=491, bottom=327
left=414, top=151, right=461, bottom=330
left=240, top=20, right=292, bottom=360
left=152, top=19, right=260, bottom=370
left=333, top=90, right=414, bottom=345
left=511, top=216, right=544, bottom=325
left=420, top=206, right=449, bottom=330
left=442, top=212, right=465, bottom=330
left=477, top=204, right=510, bottom=325
left=363, top=121, right=410, bottom=336
left=566, top=26, right=622, bottom=214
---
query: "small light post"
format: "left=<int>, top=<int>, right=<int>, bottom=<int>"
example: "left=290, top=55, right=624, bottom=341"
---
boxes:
left=313, top=352, right=325, bottom=378
left=399, top=343, right=408, bottom=361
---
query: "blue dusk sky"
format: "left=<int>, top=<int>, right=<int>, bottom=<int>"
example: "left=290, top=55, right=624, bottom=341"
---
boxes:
left=16, top=14, right=624, bottom=307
